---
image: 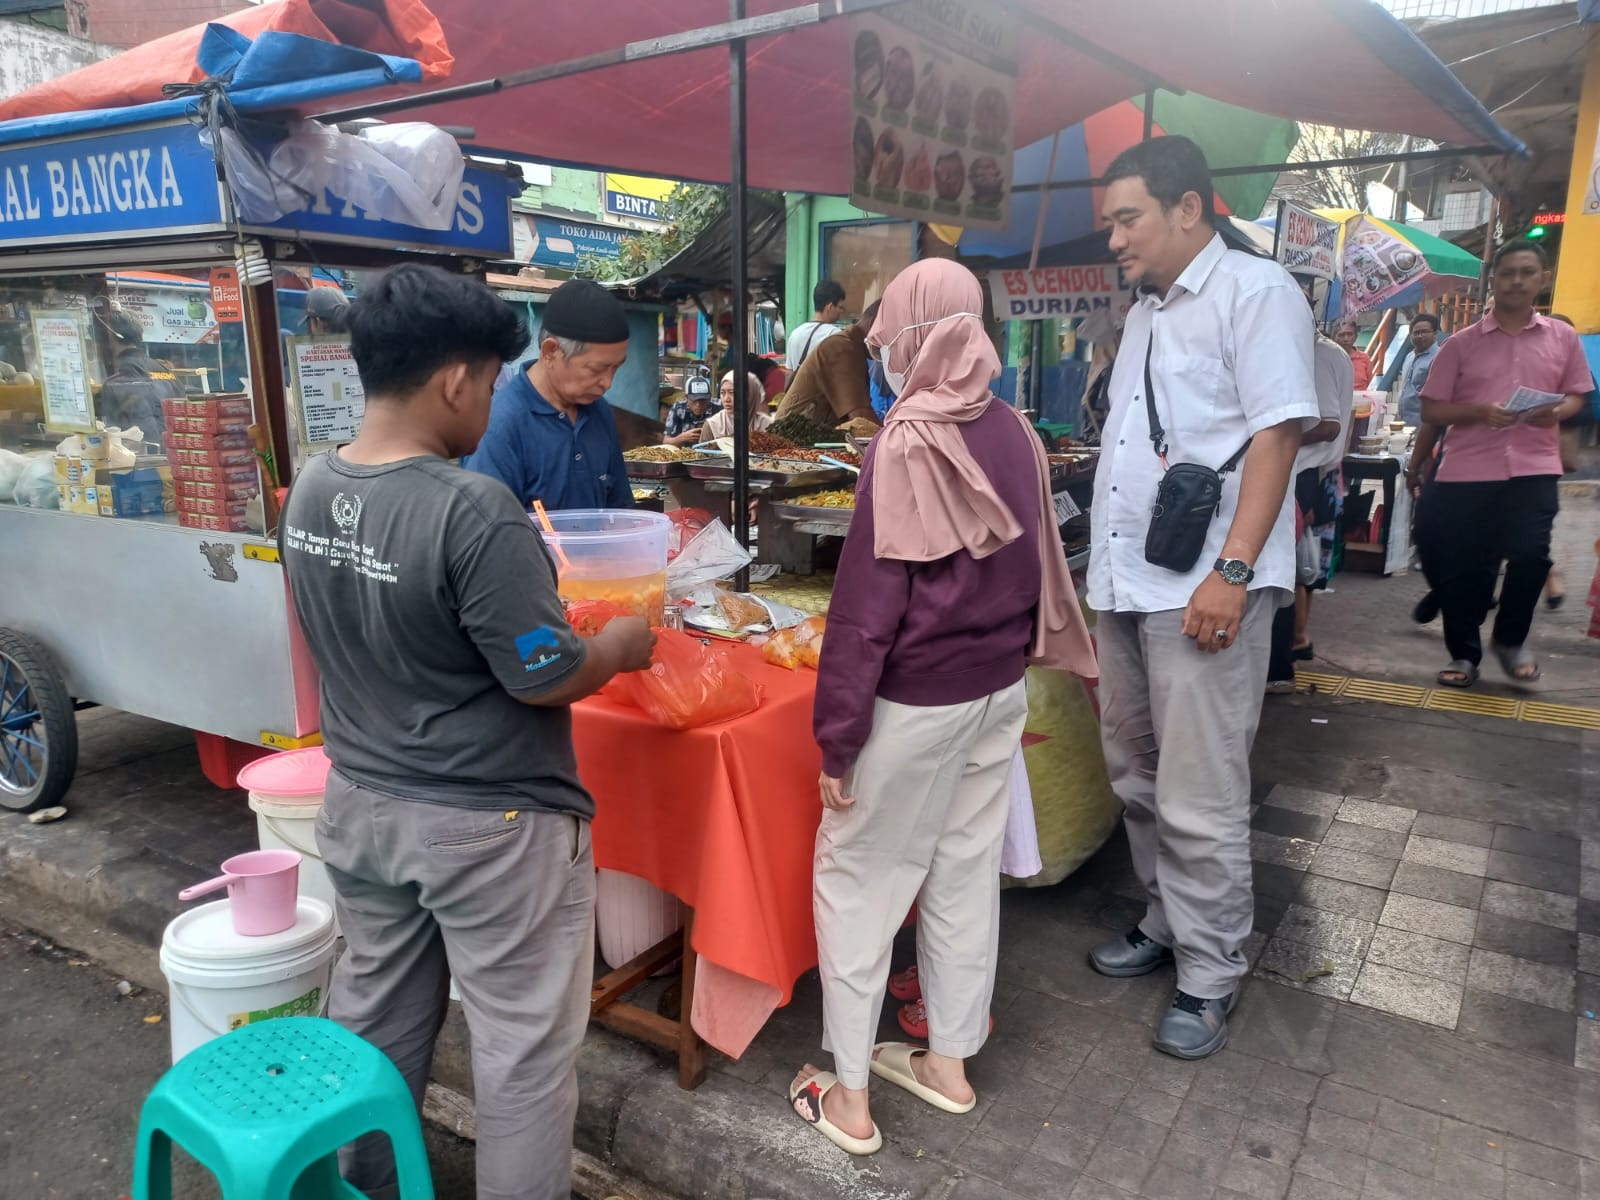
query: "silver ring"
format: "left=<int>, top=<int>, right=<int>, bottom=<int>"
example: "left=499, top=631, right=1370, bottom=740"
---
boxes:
left=1214, top=630, right=1229, bottom=641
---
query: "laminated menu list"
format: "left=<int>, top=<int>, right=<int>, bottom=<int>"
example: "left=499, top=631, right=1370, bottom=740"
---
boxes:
left=848, top=0, right=1018, bottom=231
left=290, top=336, right=366, bottom=445
left=33, top=310, right=93, bottom=431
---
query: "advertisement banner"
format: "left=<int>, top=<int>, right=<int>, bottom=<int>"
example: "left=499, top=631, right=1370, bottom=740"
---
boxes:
left=848, top=0, right=1018, bottom=231
left=512, top=214, right=631, bottom=270
left=603, top=173, right=676, bottom=223
left=208, top=267, right=243, bottom=323
left=1339, top=217, right=1429, bottom=316
left=987, top=264, right=1133, bottom=322
left=1277, top=202, right=1340, bottom=281
left=116, top=285, right=216, bottom=347
left=0, top=120, right=224, bottom=249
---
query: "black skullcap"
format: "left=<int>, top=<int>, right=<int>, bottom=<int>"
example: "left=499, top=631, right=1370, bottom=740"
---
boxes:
left=541, top=278, right=629, bottom=345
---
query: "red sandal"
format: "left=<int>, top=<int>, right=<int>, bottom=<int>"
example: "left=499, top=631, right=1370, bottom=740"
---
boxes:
left=889, top=965, right=921, bottom=1002
left=896, top=997, right=995, bottom=1042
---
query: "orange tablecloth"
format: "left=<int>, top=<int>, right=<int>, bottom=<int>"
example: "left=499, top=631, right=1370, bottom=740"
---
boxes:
left=573, top=642, right=822, bottom=1058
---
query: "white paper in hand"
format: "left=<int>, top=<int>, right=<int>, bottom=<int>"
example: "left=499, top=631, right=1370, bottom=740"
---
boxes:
left=1503, top=386, right=1564, bottom=422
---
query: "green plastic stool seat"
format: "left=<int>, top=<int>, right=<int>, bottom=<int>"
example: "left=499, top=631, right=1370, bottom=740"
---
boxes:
left=133, top=1017, right=434, bottom=1200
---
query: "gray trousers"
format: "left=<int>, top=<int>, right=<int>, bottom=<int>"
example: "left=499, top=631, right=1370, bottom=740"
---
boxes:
left=1096, top=592, right=1274, bottom=998
left=815, top=680, right=1028, bottom=1089
left=316, top=771, right=596, bottom=1200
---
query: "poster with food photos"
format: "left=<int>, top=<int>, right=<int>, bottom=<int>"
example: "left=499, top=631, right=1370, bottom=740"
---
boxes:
left=848, top=1, right=1018, bottom=230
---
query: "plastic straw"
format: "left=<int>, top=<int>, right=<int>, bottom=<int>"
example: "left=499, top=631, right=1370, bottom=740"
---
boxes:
left=532, top=500, right=571, bottom=572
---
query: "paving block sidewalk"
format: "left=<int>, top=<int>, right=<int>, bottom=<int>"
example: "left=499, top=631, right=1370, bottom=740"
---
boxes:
left=1, top=672, right=1597, bottom=1198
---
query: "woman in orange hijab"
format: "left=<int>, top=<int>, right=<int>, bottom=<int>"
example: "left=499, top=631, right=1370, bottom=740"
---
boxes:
left=789, top=260, right=1096, bottom=1155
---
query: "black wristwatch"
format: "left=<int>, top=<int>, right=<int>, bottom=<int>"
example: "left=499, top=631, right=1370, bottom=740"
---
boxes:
left=1214, top=557, right=1255, bottom=585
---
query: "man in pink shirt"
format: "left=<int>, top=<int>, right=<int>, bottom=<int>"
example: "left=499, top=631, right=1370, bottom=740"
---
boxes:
left=1419, top=240, right=1595, bottom=688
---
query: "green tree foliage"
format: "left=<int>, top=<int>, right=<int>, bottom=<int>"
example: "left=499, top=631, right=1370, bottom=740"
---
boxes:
left=581, top=183, right=728, bottom=281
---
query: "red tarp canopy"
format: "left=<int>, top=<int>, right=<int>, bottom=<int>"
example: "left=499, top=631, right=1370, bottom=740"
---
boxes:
left=0, top=0, right=1517, bottom=193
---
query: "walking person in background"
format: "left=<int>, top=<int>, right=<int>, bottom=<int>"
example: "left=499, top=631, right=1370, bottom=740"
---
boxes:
left=787, top=279, right=848, bottom=370
left=1267, top=318, right=1355, bottom=691
left=790, top=259, right=1095, bottom=1155
left=1085, top=136, right=1316, bottom=1059
left=1396, top=313, right=1442, bottom=429
left=281, top=265, right=656, bottom=1200
left=1421, top=240, right=1594, bottom=689
left=1333, top=318, right=1374, bottom=389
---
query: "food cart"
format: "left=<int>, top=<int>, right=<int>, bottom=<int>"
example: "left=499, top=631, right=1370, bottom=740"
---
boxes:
left=0, top=111, right=519, bottom=812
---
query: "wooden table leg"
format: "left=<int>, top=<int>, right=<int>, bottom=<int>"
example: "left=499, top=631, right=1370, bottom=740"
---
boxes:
left=676, top=909, right=708, bottom=1090
left=588, top=907, right=708, bottom=1090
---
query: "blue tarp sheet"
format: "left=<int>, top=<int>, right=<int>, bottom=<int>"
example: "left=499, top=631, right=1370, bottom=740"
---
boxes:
left=0, top=23, right=422, bottom=148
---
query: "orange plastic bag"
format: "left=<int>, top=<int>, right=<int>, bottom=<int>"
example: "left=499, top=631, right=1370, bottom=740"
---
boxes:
left=761, top=616, right=826, bottom=670
left=606, top=628, right=763, bottom=730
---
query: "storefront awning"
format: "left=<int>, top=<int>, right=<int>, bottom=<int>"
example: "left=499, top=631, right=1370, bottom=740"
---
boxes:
left=0, top=0, right=1522, bottom=185
left=609, top=193, right=788, bottom=302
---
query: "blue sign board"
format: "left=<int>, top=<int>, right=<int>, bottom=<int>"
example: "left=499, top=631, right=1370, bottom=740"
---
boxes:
left=605, top=190, right=660, bottom=221
left=522, top=214, right=629, bottom=270
left=0, top=118, right=516, bottom=259
left=0, top=121, right=225, bottom=248
left=252, top=163, right=518, bottom=259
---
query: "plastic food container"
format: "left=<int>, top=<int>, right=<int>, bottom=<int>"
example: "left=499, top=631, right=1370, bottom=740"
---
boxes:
left=537, top=508, right=671, bottom=624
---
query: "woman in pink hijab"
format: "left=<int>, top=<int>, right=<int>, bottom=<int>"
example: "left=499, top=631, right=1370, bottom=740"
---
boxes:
left=789, top=260, right=1096, bottom=1155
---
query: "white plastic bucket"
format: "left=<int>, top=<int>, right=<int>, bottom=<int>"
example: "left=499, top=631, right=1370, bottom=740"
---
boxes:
left=596, top=869, right=684, bottom=973
left=249, top=794, right=338, bottom=927
left=160, top=897, right=337, bottom=1063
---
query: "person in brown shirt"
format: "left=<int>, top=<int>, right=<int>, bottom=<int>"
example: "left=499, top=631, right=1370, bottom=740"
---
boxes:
left=776, top=301, right=881, bottom=427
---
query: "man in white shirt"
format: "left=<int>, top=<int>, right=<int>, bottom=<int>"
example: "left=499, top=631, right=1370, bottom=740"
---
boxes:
left=785, top=280, right=847, bottom=371
left=1267, top=319, right=1356, bottom=689
left=1084, top=137, right=1317, bottom=1060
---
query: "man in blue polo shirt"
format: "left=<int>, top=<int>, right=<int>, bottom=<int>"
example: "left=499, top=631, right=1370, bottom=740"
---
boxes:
left=464, top=278, right=634, bottom=509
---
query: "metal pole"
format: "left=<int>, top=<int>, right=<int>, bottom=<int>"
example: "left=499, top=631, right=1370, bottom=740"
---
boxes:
left=1007, top=144, right=1507, bottom=195
left=1142, top=89, right=1155, bottom=142
left=1393, top=135, right=1413, bottom=223
left=729, top=0, right=751, bottom=588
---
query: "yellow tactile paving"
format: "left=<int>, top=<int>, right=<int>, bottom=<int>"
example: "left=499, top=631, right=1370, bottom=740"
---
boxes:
left=1292, top=671, right=1600, bottom=731
left=1341, top=678, right=1431, bottom=707
left=1424, top=690, right=1522, bottom=720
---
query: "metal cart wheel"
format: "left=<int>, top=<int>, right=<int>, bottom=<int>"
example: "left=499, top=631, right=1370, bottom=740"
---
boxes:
left=0, top=628, right=78, bottom=813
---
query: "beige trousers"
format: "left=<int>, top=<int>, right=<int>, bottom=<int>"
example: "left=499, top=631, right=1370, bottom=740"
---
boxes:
left=813, top=680, right=1028, bottom=1089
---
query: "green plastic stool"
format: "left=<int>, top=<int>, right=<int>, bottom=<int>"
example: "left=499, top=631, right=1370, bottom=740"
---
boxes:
left=132, top=1017, right=434, bottom=1200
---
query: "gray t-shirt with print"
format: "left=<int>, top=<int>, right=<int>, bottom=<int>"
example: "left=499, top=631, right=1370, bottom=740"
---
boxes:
left=281, top=452, right=593, bottom=816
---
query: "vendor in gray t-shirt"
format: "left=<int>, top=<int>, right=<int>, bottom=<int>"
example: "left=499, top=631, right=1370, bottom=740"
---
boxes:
left=280, top=264, right=654, bottom=1200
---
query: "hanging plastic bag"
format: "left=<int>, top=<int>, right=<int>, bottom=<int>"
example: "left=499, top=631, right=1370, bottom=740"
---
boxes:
left=0, top=447, right=30, bottom=499
left=12, top=454, right=60, bottom=508
left=605, top=628, right=763, bottom=730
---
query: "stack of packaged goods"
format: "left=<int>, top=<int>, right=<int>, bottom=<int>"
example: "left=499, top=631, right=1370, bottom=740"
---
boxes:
left=163, top=395, right=259, bottom=532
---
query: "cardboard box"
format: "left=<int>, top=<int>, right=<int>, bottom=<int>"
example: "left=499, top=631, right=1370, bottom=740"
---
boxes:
left=167, top=446, right=256, bottom=471
left=179, top=510, right=252, bottom=532
left=81, top=485, right=100, bottom=515
left=166, top=429, right=252, bottom=453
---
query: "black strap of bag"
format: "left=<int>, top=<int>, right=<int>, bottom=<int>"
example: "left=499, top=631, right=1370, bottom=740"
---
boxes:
left=1142, top=332, right=1250, bottom=472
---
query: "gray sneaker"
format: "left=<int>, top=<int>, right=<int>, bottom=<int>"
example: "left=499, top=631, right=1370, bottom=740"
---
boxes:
left=1088, top=929, right=1175, bottom=977
left=1154, top=989, right=1238, bottom=1060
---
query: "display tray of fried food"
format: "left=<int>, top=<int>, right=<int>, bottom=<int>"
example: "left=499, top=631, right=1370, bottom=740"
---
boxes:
left=624, top=446, right=707, bottom=462
left=685, top=456, right=849, bottom=487
left=792, top=489, right=856, bottom=508
left=748, top=430, right=799, bottom=455
left=778, top=447, right=862, bottom=466
left=624, top=445, right=713, bottom=477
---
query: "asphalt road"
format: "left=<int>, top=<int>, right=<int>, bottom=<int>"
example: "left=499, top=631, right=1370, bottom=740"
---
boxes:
left=0, top=923, right=479, bottom=1199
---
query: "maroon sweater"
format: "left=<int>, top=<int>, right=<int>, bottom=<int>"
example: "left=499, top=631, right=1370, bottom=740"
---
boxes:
left=814, top=401, right=1044, bottom=777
